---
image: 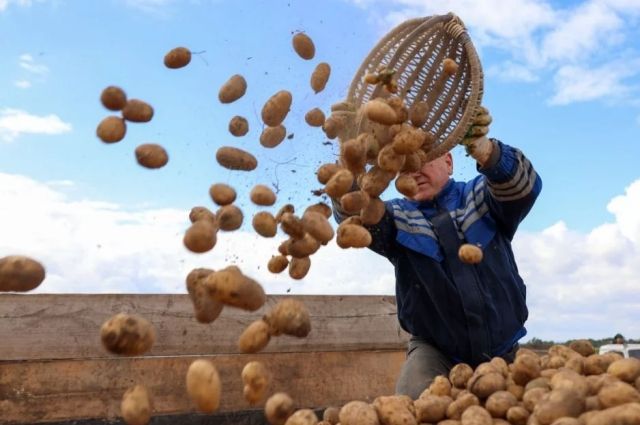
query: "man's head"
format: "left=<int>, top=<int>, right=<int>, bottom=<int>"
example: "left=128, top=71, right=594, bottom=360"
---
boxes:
left=407, top=152, right=453, bottom=202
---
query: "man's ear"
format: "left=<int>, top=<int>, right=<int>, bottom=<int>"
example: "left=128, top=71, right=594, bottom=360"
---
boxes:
left=445, top=152, right=453, bottom=175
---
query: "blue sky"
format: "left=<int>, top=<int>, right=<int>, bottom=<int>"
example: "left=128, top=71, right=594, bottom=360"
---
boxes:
left=1, top=0, right=639, bottom=341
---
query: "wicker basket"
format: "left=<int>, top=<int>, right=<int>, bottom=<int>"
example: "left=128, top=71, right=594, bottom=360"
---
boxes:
left=347, top=12, right=483, bottom=160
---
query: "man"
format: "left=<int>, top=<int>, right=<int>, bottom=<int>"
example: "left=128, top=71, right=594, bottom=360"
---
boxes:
left=332, top=107, right=542, bottom=399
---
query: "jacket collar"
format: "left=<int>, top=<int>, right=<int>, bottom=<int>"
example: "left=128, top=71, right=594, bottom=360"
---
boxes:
left=405, top=178, right=456, bottom=211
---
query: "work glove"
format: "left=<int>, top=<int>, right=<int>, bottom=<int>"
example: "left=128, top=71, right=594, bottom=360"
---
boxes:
left=460, top=106, right=494, bottom=166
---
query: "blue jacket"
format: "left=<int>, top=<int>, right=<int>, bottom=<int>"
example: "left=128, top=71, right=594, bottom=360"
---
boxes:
left=333, top=140, right=542, bottom=366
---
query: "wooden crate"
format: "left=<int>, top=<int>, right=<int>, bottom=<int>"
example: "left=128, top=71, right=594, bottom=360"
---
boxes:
left=0, top=294, right=408, bottom=424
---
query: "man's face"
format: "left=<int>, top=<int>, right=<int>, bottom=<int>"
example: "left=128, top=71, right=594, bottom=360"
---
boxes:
left=407, top=153, right=453, bottom=202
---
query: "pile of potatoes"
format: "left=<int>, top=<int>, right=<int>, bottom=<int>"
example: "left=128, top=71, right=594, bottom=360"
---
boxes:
left=261, top=340, right=640, bottom=425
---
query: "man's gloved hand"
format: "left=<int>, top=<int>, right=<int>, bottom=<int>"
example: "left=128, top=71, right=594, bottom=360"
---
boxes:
left=460, top=106, right=495, bottom=167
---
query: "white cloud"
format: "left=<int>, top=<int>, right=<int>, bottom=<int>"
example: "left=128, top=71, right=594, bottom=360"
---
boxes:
left=122, top=0, right=174, bottom=16
left=0, top=0, right=35, bottom=12
left=19, top=53, right=49, bottom=75
left=0, top=108, right=72, bottom=142
left=14, top=79, right=31, bottom=89
left=487, top=61, right=539, bottom=83
left=1, top=172, right=639, bottom=341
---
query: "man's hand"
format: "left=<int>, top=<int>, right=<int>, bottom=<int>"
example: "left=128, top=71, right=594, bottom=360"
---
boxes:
left=461, top=106, right=495, bottom=168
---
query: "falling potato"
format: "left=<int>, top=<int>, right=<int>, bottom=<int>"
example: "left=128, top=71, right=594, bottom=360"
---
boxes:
left=183, top=220, right=217, bottom=253
left=101, top=86, right=127, bottom=111
left=250, top=185, right=277, bottom=206
left=260, top=125, right=287, bottom=148
left=218, top=74, right=247, bottom=104
left=97, top=116, right=126, bottom=143
left=122, top=99, right=154, bottom=123
left=121, top=385, right=152, bottom=425
left=0, top=255, right=45, bottom=292
left=134, top=143, right=168, bottom=169
left=209, top=183, right=237, bottom=206
left=216, top=146, right=258, bottom=171
left=292, top=32, right=315, bottom=60
left=229, top=116, right=249, bottom=137
left=458, top=243, right=483, bottom=264
left=100, top=313, right=156, bottom=356
left=186, top=359, right=221, bottom=413
left=310, top=62, right=331, bottom=93
left=164, top=46, right=191, bottom=69
left=262, top=90, right=292, bottom=127
left=217, top=204, right=243, bottom=231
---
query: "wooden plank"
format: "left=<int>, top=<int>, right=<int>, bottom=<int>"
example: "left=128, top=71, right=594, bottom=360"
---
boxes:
left=0, top=350, right=406, bottom=424
left=0, top=294, right=408, bottom=361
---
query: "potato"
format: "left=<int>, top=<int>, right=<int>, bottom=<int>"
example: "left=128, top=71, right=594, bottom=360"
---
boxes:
left=361, top=197, right=386, bottom=225
left=585, top=354, right=618, bottom=375
left=415, top=395, right=452, bottom=422
left=341, top=138, right=367, bottom=175
left=100, top=313, right=156, bottom=356
left=0, top=255, right=45, bottom=292
left=568, top=340, right=595, bottom=357
left=597, top=381, right=640, bottom=408
left=189, top=206, right=216, bottom=224
left=218, top=74, right=247, bottom=103
left=209, top=183, right=236, bottom=206
left=205, top=266, right=266, bottom=311
left=524, top=388, right=550, bottom=412
left=280, top=213, right=305, bottom=239
left=533, top=389, right=585, bottom=425
left=251, top=185, right=277, bottom=206
left=486, top=391, right=518, bottom=418
left=513, top=353, right=541, bottom=385
left=339, top=401, right=379, bottom=425
left=305, top=108, right=325, bottom=127
left=265, top=392, right=295, bottom=425
left=365, top=99, right=398, bottom=125
left=409, top=101, right=429, bottom=127
left=216, top=204, right=243, bottom=231
left=252, top=212, right=277, bottom=238
left=584, top=402, right=640, bottom=425
left=585, top=395, right=601, bottom=411
left=186, top=359, right=221, bottom=413
left=262, top=90, right=293, bottom=126
left=565, top=356, right=585, bottom=374
left=238, top=319, right=271, bottom=353
left=322, top=113, right=348, bottom=139
left=216, top=146, right=258, bottom=171
left=302, top=211, right=334, bottom=244
left=325, top=169, right=354, bottom=199
left=340, top=190, right=370, bottom=214
left=268, top=255, right=289, bottom=274
left=164, top=47, right=191, bottom=69
left=317, top=163, right=341, bottom=184
left=548, top=418, right=580, bottom=425
left=285, top=409, right=318, bottom=425
left=392, top=125, right=426, bottom=154
left=288, top=256, right=311, bottom=280
left=550, top=369, right=588, bottom=398
left=261, top=125, right=287, bottom=148
left=288, top=233, right=321, bottom=258
left=186, top=268, right=223, bottom=323
left=292, top=32, right=315, bottom=60
left=304, top=202, right=332, bottom=219
left=323, top=407, right=340, bottom=425
left=229, top=115, right=249, bottom=137
left=242, top=361, right=269, bottom=405
left=468, top=372, right=506, bottom=399
left=526, top=377, right=551, bottom=392
left=134, top=143, right=168, bottom=169
left=395, top=174, right=418, bottom=198
left=278, top=240, right=290, bottom=256
left=450, top=363, right=474, bottom=388
left=459, top=244, right=483, bottom=264
left=337, top=223, right=372, bottom=248
left=264, top=298, right=311, bottom=337
left=373, top=395, right=417, bottom=425
left=276, top=204, right=296, bottom=222
left=377, top=144, right=406, bottom=173
left=461, top=405, right=492, bottom=425
left=608, top=358, right=640, bottom=383
left=122, top=99, right=154, bottom=123
left=101, top=86, right=127, bottom=111
left=311, top=62, right=331, bottom=93
left=507, top=382, right=525, bottom=400
left=587, top=374, right=618, bottom=396
left=428, top=375, right=453, bottom=396
left=97, top=116, right=126, bottom=143
left=447, top=392, right=480, bottom=419
left=401, top=151, right=423, bottom=173
left=443, top=58, right=459, bottom=76
left=506, top=406, right=529, bottom=425
left=121, top=385, right=152, bottom=425
left=183, top=220, right=217, bottom=253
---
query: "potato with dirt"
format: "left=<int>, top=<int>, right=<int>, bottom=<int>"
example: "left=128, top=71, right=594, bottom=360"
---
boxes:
left=262, top=90, right=293, bottom=126
left=365, top=99, right=397, bottom=125
left=253, top=212, right=277, bottom=237
left=304, top=202, right=332, bottom=219
left=216, top=146, right=258, bottom=171
left=251, top=185, right=277, bottom=206
left=97, top=116, right=127, bottom=143
left=205, top=266, right=266, bottom=311
left=340, top=190, right=369, bottom=214
left=460, top=405, right=492, bottom=425
left=585, top=402, right=640, bottom=425
left=285, top=409, right=318, bottom=425
left=597, top=381, right=640, bottom=408
left=229, top=116, right=249, bottom=136
left=189, top=206, right=216, bottom=224
left=101, top=86, right=127, bottom=111
left=485, top=391, right=518, bottom=418
left=264, top=298, right=311, bottom=337
left=395, top=174, right=418, bottom=198
left=216, top=204, right=243, bottom=231
left=377, top=144, right=406, bottom=173
left=288, top=233, right=321, bottom=258
left=238, top=319, right=271, bottom=353
left=532, top=389, right=585, bottom=425
left=373, top=395, right=417, bottom=425
left=209, top=183, right=236, bottom=206
left=325, top=169, right=355, bottom=199
left=100, top=313, right=156, bottom=356
left=242, top=361, right=269, bottom=405
left=450, top=363, right=474, bottom=388
left=135, top=143, right=168, bottom=169
left=608, top=358, right=640, bottom=383
left=302, top=211, right=334, bottom=244
left=280, top=213, right=305, bottom=239
left=121, top=385, right=152, bottom=425
left=183, top=220, right=217, bottom=253
left=261, top=125, right=287, bottom=148
left=337, top=223, right=372, bottom=248
left=339, top=401, right=379, bottom=425
left=122, top=99, right=154, bottom=123
left=268, top=255, right=289, bottom=274
left=0, top=255, right=45, bottom=292
left=414, top=394, right=452, bottom=423
left=360, top=166, right=395, bottom=198
left=316, top=163, right=341, bottom=184
left=265, top=392, right=295, bottom=425
left=186, top=359, right=221, bottom=413
left=186, top=268, right=223, bottom=323
left=311, top=62, right=331, bottom=93
left=361, top=197, right=386, bottom=225
left=305, top=108, right=325, bottom=127
left=341, top=137, right=367, bottom=175
left=164, top=47, right=191, bottom=69
left=218, top=74, right=247, bottom=103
